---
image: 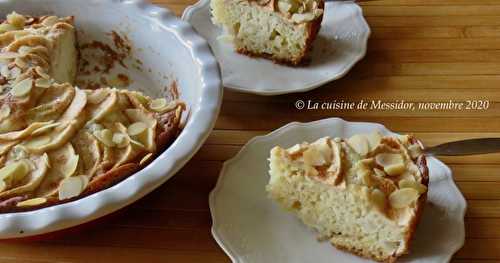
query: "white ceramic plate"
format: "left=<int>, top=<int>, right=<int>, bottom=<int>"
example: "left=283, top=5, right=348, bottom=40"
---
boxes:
left=0, top=0, right=222, bottom=238
left=210, top=118, right=466, bottom=263
left=182, top=1, right=370, bottom=95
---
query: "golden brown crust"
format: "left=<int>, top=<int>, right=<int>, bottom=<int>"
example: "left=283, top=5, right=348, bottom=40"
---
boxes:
left=236, top=0, right=324, bottom=66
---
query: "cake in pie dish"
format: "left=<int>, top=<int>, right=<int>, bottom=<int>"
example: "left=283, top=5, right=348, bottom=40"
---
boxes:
left=210, top=0, right=324, bottom=65
left=0, top=12, right=185, bottom=212
left=266, top=132, right=429, bottom=262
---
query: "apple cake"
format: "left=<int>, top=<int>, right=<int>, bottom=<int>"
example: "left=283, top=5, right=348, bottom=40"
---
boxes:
left=0, top=12, right=185, bottom=212
left=210, top=0, right=324, bottom=65
left=266, top=132, right=429, bottom=262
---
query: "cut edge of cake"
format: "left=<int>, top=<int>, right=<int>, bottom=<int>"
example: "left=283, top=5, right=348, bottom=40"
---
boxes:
left=211, top=0, right=324, bottom=66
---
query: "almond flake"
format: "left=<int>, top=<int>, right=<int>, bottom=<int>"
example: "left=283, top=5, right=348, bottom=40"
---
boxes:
left=94, top=129, right=115, bottom=147
left=375, top=153, right=406, bottom=176
left=11, top=78, right=32, bottom=97
left=127, top=122, right=147, bottom=137
left=112, top=133, right=129, bottom=148
left=58, top=176, right=88, bottom=200
left=347, top=134, right=370, bottom=156
left=35, top=78, right=51, bottom=88
left=140, top=153, right=153, bottom=166
left=17, top=197, right=47, bottom=207
left=149, top=98, right=168, bottom=112
left=389, top=188, right=419, bottom=209
left=398, top=179, right=427, bottom=194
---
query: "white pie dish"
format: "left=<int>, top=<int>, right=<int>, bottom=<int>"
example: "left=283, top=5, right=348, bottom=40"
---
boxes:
left=210, top=118, right=466, bottom=263
left=183, top=0, right=370, bottom=95
left=0, top=0, right=222, bottom=238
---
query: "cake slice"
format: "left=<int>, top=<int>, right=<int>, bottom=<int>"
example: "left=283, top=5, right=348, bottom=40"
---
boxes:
left=267, top=133, right=429, bottom=262
left=0, top=12, right=77, bottom=85
left=0, top=12, right=185, bottom=212
left=211, top=0, right=324, bottom=65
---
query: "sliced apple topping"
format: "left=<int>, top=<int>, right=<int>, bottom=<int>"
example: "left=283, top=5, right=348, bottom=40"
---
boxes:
left=35, top=78, right=52, bottom=88
left=389, top=188, right=420, bottom=209
left=90, top=90, right=117, bottom=122
left=0, top=180, right=5, bottom=192
left=10, top=77, right=32, bottom=97
left=0, top=154, right=49, bottom=199
left=58, top=175, right=88, bottom=200
left=149, top=98, right=168, bottom=112
left=112, top=133, right=129, bottom=148
left=23, top=134, right=52, bottom=149
left=6, top=12, right=26, bottom=29
left=375, top=153, right=406, bottom=176
left=17, top=197, right=47, bottom=207
left=0, top=160, right=31, bottom=187
left=347, top=134, right=370, bottom=156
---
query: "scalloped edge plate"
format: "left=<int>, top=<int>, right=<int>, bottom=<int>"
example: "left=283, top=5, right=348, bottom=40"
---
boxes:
left=182, top=0, right=370, bottom=95
left=0, top=0, right=222, bottom=239
left=210, top=118, right=466, bottom=263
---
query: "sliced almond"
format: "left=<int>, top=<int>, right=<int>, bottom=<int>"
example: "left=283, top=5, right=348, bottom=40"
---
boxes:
left=11, top=78, right=32, bottom=97
left=303, top=147, right=326, bottom=166
left=287, top=144, right=303, bottom=155
left=17, top=197, right=47, bottom=207
left=0, top=104, right=11, bottom=120
left=398, top=179, right=427, bottom=194
left=58, top=176, right=88, bottom=200
left=149, top=98, right=168, bottom=112
left=6, top=12, right=26, bottom=28
left=375, top=153, right=406, bottom=176
left=127, top=122, right=147, bottom=137
left=139, top=153, right=153, bottom=166
left=124, top=109, right=157, bottom=128
left=347, top=134, right=370, bottom=156
left=112, top=133, right=129, bottom=148
left=94, top=129, right=115, bottom=147
left=0, top=160, right=31, bottom=185
left=35, top=78, right=52, bottom=88
left=389, top=188, right=420, bottom=209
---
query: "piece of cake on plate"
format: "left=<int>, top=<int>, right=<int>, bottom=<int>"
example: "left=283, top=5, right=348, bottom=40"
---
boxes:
left=266, top=132, right=429, bottom=262
left=0, top=12, right=185, bottom=212
left=211, top=0, right=324, bottom=65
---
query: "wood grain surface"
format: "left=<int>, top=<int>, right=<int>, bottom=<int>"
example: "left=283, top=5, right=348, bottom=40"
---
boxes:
left=2, top=1, right=499, bottom=262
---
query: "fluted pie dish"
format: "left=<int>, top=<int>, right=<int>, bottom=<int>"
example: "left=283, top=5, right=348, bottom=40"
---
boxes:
left=0, top=0, right=221, bottom=238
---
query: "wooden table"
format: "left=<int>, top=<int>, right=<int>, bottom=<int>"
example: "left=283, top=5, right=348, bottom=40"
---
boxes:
left=2, top=1, right=500, bottom=262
